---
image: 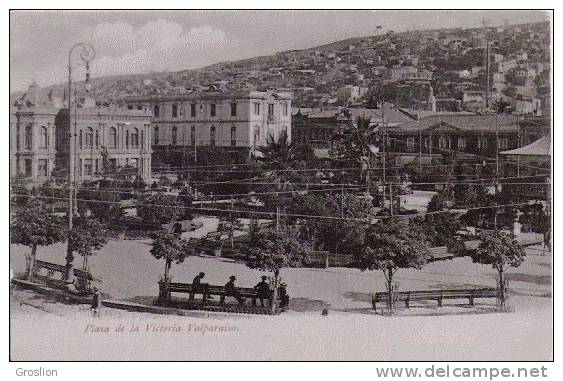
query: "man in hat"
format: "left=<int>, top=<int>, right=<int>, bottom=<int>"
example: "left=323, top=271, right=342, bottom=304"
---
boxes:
left=191, top=272, right=213, bottom=301
left=223, top=275, right=244, bottom=305
left=253, top=275, right=270, bottom=307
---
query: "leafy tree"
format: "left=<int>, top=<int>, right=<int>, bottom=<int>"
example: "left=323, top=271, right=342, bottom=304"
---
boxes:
left=471, top=231, right=525, bottom=308
left=332, top=116, right=378, bottom=176
left=67, top=215, right=108, bottom=272
left=136, top=193, right=182, bottom=227
left=77, top=189, right=124, bottom=225
left=355, top=218, right=429, bottom=314
left=244, top=228, right=308, bottom=286
left=422, top=193, right=461, bottom=246
left=10, top=199, right=66, bottom=280
left=218, top=214, right=242, bottom=248
left=150, top=230, right=194, bottom=281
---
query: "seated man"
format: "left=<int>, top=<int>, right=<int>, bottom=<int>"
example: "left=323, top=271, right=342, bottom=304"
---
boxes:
left=253, top=275, right=270, bottom=307
left=191, top=272, right=213, bottom=301
left=222, top=275, right=245, bottom=305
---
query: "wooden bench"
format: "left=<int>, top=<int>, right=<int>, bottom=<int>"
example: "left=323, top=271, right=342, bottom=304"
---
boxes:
left=372, top=287, right=497, bottom=311
left=32, top=259, right=98, bottom=294
left=427, top=246, right=454, bottom=262
left=158, top=281, right=274, bottom=307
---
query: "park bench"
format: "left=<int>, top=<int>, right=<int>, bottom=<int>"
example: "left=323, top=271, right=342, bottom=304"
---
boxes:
left=427, top=246, right=454, bottom=262
left=372, top=287, right=498, bottom=312
left=31, top=259, right=98, bottom=294
left=158, top=280, right=274, bottom=307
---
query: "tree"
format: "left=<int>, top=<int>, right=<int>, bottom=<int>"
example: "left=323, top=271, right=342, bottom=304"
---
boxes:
left=355, top=218, right=429, bottom=314
left=76, top=189, right=124, bottom=225
left=67, top=215, right=108, bottom=271
left=218, top=214, right=242, bottom=248
left=422, top=192, right=461, bottom=246
left=150, top=230, right=194, bottom=281
left=472, top=231, right=525, bottom=309
left=244, top=228, right=308, bottom=311
left=136, top=193, right=182, bottom=227
left=332, top=116, right=378, bottom=177
left=10, top=199, right=66, bottom=280
left=256, top=130, right=301, bottom=229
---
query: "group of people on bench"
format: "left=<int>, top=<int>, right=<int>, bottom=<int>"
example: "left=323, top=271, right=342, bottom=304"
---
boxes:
left=191, top=272, right=272, bottom=306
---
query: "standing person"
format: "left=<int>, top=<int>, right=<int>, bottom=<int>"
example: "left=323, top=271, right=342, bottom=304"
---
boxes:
left=253, top=275, right=270, bottom=307
left=191, top=272, right=213, bottom=301
left=223, top=275, right=245, bottom=305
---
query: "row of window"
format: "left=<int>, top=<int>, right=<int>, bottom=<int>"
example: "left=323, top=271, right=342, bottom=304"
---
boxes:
left=150, top=102, right=290, bottom=119
left=78, top=127, right=145, bottom=150
left=18, top=125, right=49, bottom=150
left=403, top=136, right=508, bottom=150
left=155, top=125, right=238, bottom=147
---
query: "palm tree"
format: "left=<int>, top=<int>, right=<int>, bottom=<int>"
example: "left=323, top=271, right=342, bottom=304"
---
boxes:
left=256, top=130, right=300, bottom=230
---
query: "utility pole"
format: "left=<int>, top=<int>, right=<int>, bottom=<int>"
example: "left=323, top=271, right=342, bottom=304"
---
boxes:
left=389, top=183, right=393, bottom=216
left=485, top=41, right=490, bottom=110
left=65, top=43, right=95, bottom=284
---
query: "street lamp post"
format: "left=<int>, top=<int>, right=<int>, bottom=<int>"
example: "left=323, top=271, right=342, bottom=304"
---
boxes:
left=66, top=43, right=95, bottom=285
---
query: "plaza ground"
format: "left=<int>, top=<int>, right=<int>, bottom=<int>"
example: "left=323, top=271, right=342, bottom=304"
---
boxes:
left=9, top=219, right=552, bottom=360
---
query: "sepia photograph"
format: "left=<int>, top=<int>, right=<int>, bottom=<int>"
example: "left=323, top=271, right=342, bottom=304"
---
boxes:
left=8, top=8, right=553, bottom=363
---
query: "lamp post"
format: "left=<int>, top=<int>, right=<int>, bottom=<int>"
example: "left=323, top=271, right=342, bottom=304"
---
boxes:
left=66, top=43, right=95, bottom=284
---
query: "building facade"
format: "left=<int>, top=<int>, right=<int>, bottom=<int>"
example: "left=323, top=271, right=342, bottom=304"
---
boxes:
left=11, top=82, right=59, bottom=183
left=10, top=82, right=153, bottom=184
left=55, top=107, right=153, bottom=182
left=124, top=90, right=292, bottom=164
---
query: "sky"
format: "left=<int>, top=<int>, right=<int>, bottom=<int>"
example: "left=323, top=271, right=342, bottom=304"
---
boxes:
left=10, top=10, right=551, bottom=93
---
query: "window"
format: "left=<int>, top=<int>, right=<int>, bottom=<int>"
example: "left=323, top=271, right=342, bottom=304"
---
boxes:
left=137, top=105, right=143, bottom=111
left=95, top=159, right=99, bottom=174
left=478, top=137, right=488, bottom=149
left=127, top=105, right=133, bottom=110
left=424, top=137, right=432, bottom=150
left=24, top=159, right=32, bottom=177
left=84, top=159, right=93, bottom=176
left=254, top=103, right=260, bottom=115
left=38, top=159, right=48, bottom=177
left=79, top=130, right=83, bottom=149
left=40, top=126, right=48, bottom=148
left=79, top=159, right=83, bottom=176
left=109, top=158, right=117, bottom=169
left=172, top=126, right=178, bottom=145
left=172, top=104, right=178, bottom=118
left=191, top=126, right=196, bottom=146
left=153, top=126, right=159, bottom=145
left=109, top=127, right=117, bottom=148
left=231, top=102, right=237, bottom=117
left=210, top=104, right=216, bottom=117
left=499, top=137, right=508, bottom=149
left=438, top=135, right=450, bottom=149
left=95, top=130, right=99, bottom=148
left=210, top=126, right=216, bottom=147
left=268, top=103, right=274, bottom=116
left=231, top=126, right=236, bottom=146
left=154, top=104, right=160, bottom=118
left=407, top=137, right=415, bottom=149
left=25, top=124, right=32, bottom=149
left=191, top=104, right=196, bottom=117
left=125, top=130, right=130, bottom=148
left=253, top=125, right=260, bottom=147
left=283, top=103, right=288, bottom=116
left=130, top=158, right=138, bottom=168
left=85, top=127, right=93, bottom=148
left=458, top=137, right=467, bottom=149
left=388, top=137, right=397, bottom=149
left=131, top=128, right=139, bottom=148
